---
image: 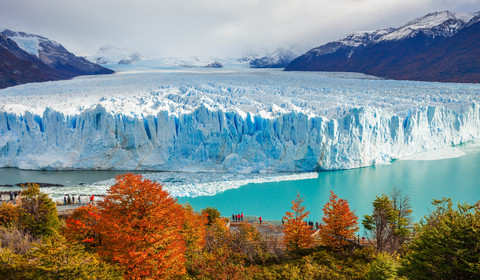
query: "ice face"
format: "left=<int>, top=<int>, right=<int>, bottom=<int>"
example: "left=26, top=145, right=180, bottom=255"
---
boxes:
left=0, top=69, right=479, bottom=172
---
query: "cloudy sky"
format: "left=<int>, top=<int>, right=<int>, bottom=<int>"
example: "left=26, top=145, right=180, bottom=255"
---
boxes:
left=1, top=0, right=479, bottom=58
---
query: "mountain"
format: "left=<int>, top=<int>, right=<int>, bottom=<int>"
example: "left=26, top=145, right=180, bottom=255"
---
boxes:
left=0, top=34, right=54, bottom=88
left=88, top=44, right=143, bottom=65
left=285, top=11, right=480, bottom=83
left=243, top=48, right=300, bottom=68
left=0, top=29, right=113, bottom=88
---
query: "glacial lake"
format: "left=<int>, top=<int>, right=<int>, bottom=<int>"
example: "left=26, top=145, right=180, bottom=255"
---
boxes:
left=1, top=142, right=479, bottom=225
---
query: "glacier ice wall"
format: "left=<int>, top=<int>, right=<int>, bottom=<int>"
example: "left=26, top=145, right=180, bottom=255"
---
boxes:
left=1, top=102, right=479, bottom=172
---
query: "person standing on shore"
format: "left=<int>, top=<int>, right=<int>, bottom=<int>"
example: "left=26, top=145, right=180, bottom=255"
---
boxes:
left=64, top=196, right=67, bottom=205
left=241, top=213, right=243, bottom=221
left=72, top=195, right=75, bottom=204
left=78, top=195, right=81, bottom=204
left=90, top=195, right=94, bottom=204
left=259, top=216, right=262, bottom=225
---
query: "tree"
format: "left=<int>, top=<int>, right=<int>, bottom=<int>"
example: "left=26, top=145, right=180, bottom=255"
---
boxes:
left=182, top=204, right=207, bottom=261
left=201, top=206, right=221, bottom=226
left=319, top=191, right=358, bottom=250
left=362, top=189, right=412, bottom=253
left=400, top=198, right=480, bottom=279
left=283, top=193, right=313, bottom=250
left=190, top=217, right=258, bottom=279
left=96, top=173, right=187, bottom=279
left=0, top=203, right=18, bottom=228
left=388, top=187, right=413, bottom=251
left=17, top=184, right=59, bottom=238
left=63, top=204, right=100, bottom=251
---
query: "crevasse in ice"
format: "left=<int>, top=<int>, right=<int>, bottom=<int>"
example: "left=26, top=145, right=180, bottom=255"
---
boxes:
left=1, top=69, right=479, bottom=172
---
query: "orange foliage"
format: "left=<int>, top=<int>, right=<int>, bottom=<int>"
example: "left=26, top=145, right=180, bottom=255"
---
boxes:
left=319, top=191, right=358, bottom=250
left=64, top=204, right=100, bottom=250
left=0, top=202, right=18, bottom=228
left=96, top=174, right=187, bottom=279
left=283, top=193, right=314, bottom=250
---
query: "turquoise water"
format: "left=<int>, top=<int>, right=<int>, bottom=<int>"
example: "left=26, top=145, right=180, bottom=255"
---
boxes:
left=178, top=145, right=480, bottom=224
left=1, top=145, right=479, bottom=225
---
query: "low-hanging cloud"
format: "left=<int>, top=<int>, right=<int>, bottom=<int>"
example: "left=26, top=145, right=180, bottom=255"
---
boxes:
left=1, top=0, right=478, bottom=58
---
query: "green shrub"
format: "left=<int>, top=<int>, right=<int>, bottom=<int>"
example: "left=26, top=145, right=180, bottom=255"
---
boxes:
left=400, top=198, right=480, bottom=279
left=17, top=184, right=60, bottom=238
left=364, top=253, right=398, bottom=280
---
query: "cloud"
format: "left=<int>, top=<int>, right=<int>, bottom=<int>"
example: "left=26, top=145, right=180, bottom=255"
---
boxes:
left=0, top=0, right=478, bottom=58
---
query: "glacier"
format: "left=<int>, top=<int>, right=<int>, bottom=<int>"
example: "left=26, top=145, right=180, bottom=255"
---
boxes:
left=0, top=69, right=479, bottom=172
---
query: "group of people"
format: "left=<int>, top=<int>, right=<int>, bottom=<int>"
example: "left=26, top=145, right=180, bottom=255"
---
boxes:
left=231, top=213, right=264, bottom=225
left=306, top=221, right=320, bottom=230
left=9, top=191, right=20, bottom=201
left=232, top=213, right=244, bottom=221
left=63, top=194, right=95, bottom=205
left=0, top=191, right=21, bottom=202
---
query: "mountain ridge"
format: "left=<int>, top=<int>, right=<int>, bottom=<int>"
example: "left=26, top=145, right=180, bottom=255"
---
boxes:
left=285, top=11, right=480, bottom=83
left=0, top=29, right=114, bottom=89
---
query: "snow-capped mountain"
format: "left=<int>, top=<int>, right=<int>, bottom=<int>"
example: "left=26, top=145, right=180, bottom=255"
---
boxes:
left=286, top=11, right=480, bottom=83
left=0, top=34, right=55, bottom=88
left=243, top=48, right=301, bottom=68
left=88, top=44, right=143, bottom=65
left=0, top=29, right=113, bottom=81
left=312, top=28, right=394, bottom=57
left=380, top=11, right=475, bottom=41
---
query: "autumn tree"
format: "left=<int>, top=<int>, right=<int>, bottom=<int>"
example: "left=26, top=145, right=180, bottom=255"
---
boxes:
left=63, top=204, right=101, bottom=251
left=283, top=193, right=313, bottom=250
left=96, top=173, right=187, bottom=279
left=0, top=203, right=18, bottom=228
left=363, top=189, right=412, bottom=253
left=17, top=184, right=59, bottom=238
left=190, top=217, right=258, bottom=279
left=319, top=191, right=358, bottom=250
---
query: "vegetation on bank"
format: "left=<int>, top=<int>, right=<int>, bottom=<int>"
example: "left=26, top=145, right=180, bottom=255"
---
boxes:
left=1, top=174, right=479, bottom=279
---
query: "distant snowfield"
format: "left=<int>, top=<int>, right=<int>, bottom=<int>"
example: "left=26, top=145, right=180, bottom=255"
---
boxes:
left=0, top=68, right=479, bottom=172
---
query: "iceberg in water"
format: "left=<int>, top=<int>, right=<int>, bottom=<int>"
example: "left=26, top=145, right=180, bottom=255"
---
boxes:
left=0, top=69, right=479, bottom=172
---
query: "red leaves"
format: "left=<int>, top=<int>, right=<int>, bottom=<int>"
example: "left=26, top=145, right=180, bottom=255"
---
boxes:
left=63, top=204, right=100, bottom=249
left=319, top=191, right=358, bottom=250
left=96, top=174, right=187, bottom=280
